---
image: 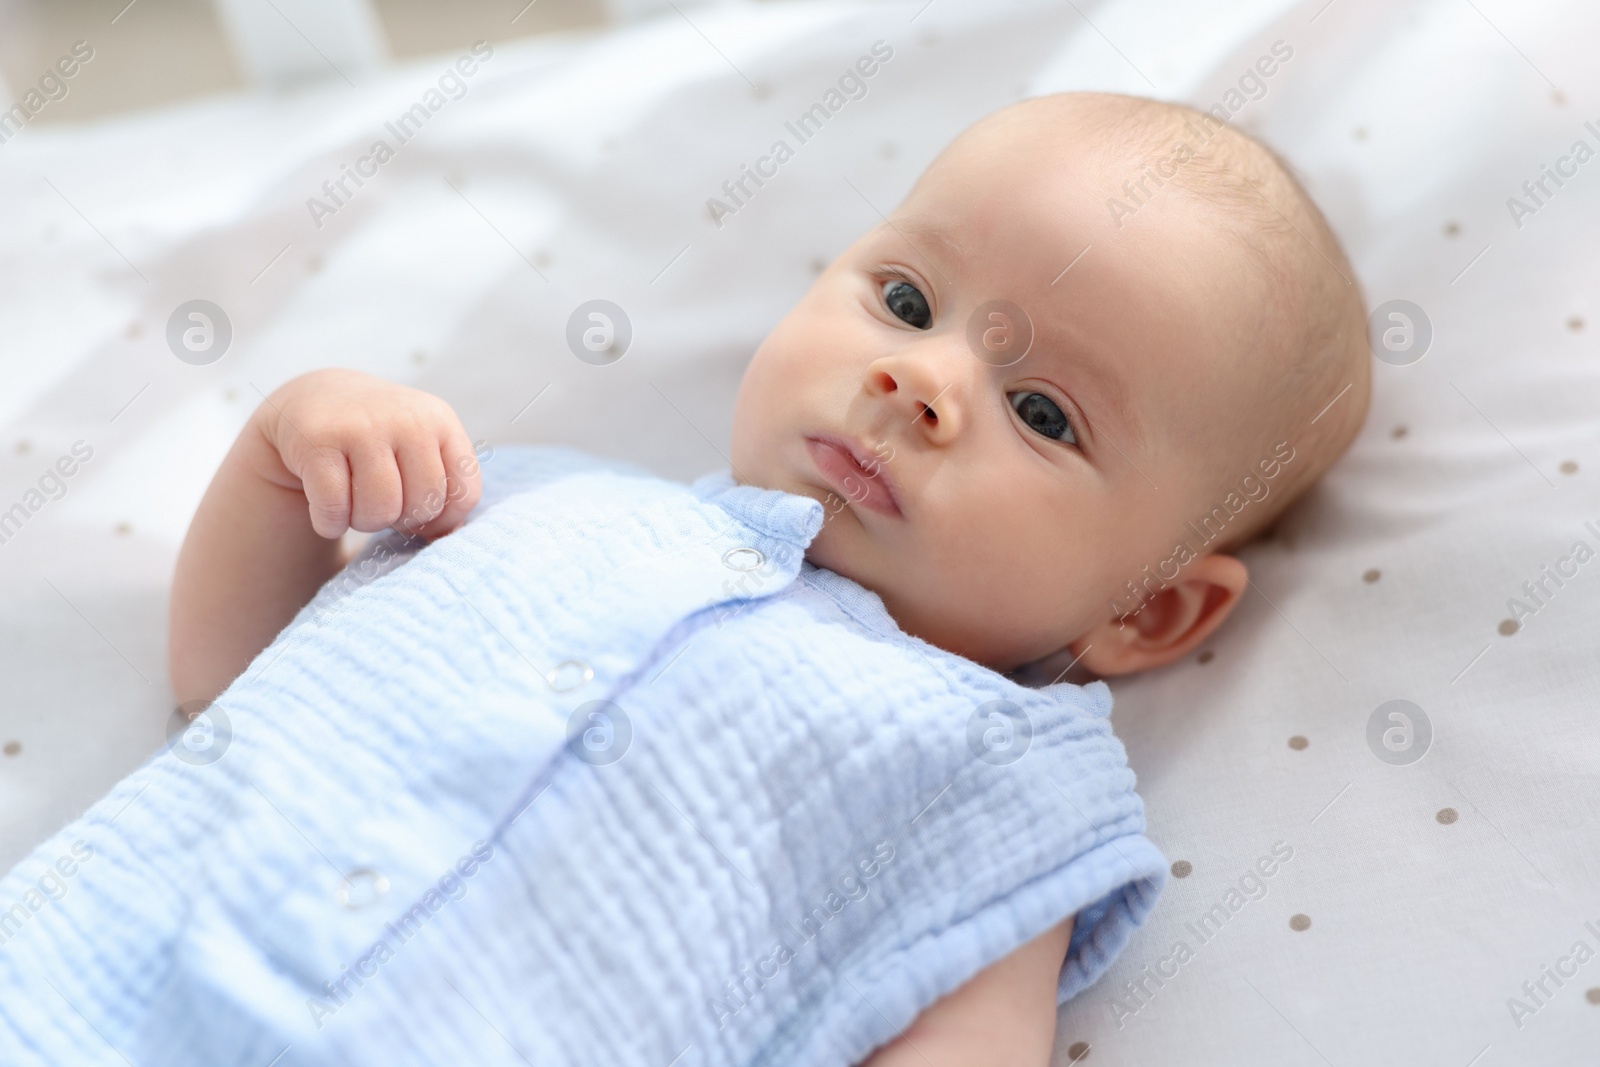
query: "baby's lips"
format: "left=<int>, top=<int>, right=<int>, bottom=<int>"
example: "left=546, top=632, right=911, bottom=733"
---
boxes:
left=805, top=434, right=903, bottom=517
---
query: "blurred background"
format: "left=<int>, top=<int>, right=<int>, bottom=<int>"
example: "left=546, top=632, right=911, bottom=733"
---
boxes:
left=0, top=0, right=686, bottom=122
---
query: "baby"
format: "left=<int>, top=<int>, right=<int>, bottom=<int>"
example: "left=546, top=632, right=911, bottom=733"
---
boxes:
left=34, top=92, right=1371, bottom=1067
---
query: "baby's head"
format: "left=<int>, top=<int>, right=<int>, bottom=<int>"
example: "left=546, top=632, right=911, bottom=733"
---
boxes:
left=731, top=92, right=1370, bottom=675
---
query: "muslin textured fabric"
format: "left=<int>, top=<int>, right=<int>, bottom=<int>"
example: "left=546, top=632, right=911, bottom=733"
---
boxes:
left=0, top=444, right=1164, bottom=1067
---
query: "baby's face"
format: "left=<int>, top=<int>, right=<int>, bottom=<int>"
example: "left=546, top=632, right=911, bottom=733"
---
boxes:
left=731, top=106, right=1271, bottom=672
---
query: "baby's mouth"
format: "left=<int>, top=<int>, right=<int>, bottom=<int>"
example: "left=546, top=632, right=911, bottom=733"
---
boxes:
left=804, top=433, right=903, bottom=517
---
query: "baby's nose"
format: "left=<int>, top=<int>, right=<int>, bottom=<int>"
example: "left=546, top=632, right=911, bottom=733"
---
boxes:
left=865, top=351, right=966, bottom=442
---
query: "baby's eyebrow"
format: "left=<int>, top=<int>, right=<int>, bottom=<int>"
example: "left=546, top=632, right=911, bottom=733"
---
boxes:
left=1046, top=340, right=1144, bottom=454
left=882, top=217, right=967, bottom=280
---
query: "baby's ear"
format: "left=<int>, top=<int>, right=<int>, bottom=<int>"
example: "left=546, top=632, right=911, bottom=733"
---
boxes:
left=1069, top=554, right=1249, bottom=677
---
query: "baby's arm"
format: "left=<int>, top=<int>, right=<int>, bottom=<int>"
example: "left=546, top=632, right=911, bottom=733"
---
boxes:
left=859, top=917, right=1074, bottom=1067
left=168, top=369, right=482, bottom=704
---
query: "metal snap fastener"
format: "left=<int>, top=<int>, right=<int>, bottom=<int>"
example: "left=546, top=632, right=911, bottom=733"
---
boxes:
left=722, top=547, right=765, bottom=571
left=337, top=867, right=390, bottom=909
left=546, top=658, right=593, bottom=693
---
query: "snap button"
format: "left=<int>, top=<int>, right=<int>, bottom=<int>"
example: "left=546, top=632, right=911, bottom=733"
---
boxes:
left=337, top=867, right=390, bottom=909
left=722, top=547, right=765, bottom=571
left=546, top=658, right=593, bottom=693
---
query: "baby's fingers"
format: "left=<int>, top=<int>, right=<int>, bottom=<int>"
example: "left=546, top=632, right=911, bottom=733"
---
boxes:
left=416, top=432, right=483, bottom=537
left=347, top=442, right=405, bottom=533
left=392, top=440, right=449, bottom=539
left=298, top=446, right=354, bottom=539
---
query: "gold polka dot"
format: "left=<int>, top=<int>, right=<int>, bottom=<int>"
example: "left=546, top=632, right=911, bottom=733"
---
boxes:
left=411, top=350, right=427, bottom=366
left=1436, top=807, right=1458, bottom=824
left=223, top=388, right=238, bottom=402
left=881, top=142, right=897, bottom=159
left=1552, top=88, right=1568, bottom=106
left=1443, top=221, right=1460, bottom=237
left=1197, top=650, right=1214, bottom=664
left=14, top=440, right=30, bottom=455
left=752, top=83, right=772, bottom=100
left=3, top=741, right=19, bottom=756
left=1170, top=860, right=1192, bottom=878
left=1560, top=460, right=1578, bottom=475
left=125, top=322, right=142, bottom=340
left=1288, top=735, right=1308, bottom=750
left=1391, top=425, right=1408, bottom=440
left=535, top=251, right=552, bottom=268
left=809, top=259, right=827, bottom=275
left=919, top=31, right=938, bottom=46
left=115, top=522, right=132, bottom=536
left=1363, top=568, right=1380, bottom=583
left=1289, top=913, right=1311, bottom=931
left=1499, top=618, right=1519, bottom=636
left=1587, top=987, right=1600, bottom=1005
left=1353, top=126, right=1368, bottom=141
left=1067, top=1041, right=1091, bottom=1063
left=306, top=254, right=324, bottom=273
left=1568, top=316, right=1584, bottom=332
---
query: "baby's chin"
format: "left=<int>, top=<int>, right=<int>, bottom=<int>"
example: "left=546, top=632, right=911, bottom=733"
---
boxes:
left=800, top=512, right=879, bottom=585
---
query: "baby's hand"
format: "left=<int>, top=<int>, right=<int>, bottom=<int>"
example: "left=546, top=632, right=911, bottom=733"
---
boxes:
left=252, top=369, right=483, bottom=541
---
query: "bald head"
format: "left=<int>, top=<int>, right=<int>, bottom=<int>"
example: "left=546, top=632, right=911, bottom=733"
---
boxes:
left=921, top=92, right=1371, bottom=551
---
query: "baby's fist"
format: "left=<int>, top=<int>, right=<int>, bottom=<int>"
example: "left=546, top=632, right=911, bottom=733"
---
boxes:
left=253, top=369, right=484, bottom=541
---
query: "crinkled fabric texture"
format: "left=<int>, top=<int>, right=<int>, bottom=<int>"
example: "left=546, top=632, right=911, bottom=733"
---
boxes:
left=0, top=445, right=1165, bottom=1067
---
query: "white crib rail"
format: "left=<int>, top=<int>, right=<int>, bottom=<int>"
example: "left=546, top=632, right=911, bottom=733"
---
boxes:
left=210, top=0, right=389, bottom=89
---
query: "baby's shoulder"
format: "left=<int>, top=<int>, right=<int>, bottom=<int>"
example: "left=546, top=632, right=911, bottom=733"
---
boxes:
left=470, top=443, right=658, bottom=515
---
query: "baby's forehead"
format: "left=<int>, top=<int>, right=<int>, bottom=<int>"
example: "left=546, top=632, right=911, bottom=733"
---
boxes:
left=883, top=121, right=1290, bottom=463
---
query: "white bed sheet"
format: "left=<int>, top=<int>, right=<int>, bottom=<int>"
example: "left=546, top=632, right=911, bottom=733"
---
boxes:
left=0, top=1, right=1596, bottom=1064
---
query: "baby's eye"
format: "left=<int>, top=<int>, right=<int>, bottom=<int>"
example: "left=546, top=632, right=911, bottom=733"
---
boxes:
left=1009, top=391, right=1078, bottom=445
left=882, top=280, right=932, bottom=330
